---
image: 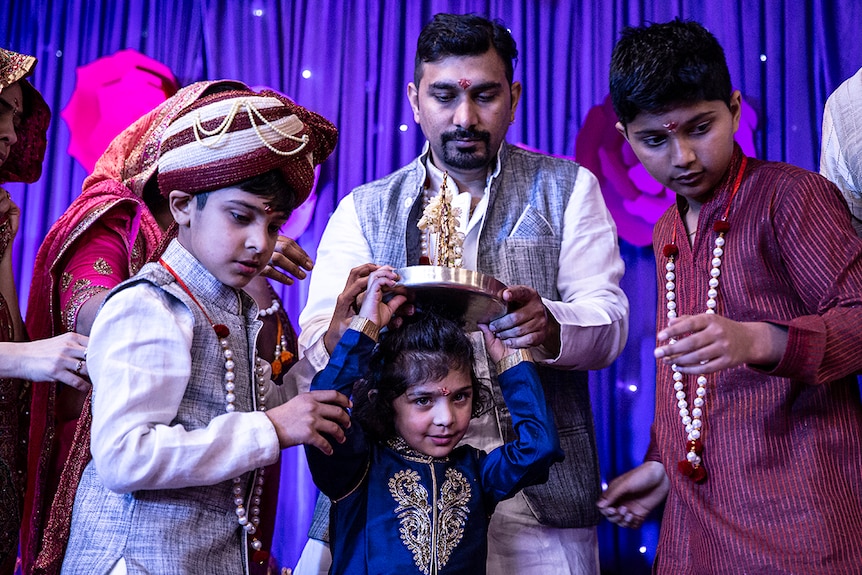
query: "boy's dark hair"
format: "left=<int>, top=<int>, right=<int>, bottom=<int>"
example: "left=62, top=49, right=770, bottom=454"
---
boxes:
left=414, top=13, right=518, bottom=87
left=352, top=311, right=490, bottom=443
left=194, top=169, right=296, bottom=214
left=609, top=19, right=733, bottom=126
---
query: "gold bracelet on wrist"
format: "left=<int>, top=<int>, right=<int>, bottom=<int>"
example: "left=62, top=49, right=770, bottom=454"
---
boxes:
left=349, top=315, right=380, bottom=342
left=495, top=348, right=533, bottom=374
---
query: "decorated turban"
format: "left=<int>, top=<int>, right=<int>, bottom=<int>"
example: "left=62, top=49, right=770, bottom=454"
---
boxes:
left=157, top=87, right=337, bottom=208
left=0, top=47, right=51, bottom=184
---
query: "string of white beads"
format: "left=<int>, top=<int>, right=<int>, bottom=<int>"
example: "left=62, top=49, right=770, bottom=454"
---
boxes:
left=221, top=334, right=268, bottom=551
left=664, top=230, right=726, bottom=479
left=257, top=298, right=280, bottom=318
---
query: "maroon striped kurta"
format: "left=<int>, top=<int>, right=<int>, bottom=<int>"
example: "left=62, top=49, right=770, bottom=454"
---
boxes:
left=647, top=148, right=862, bottom=574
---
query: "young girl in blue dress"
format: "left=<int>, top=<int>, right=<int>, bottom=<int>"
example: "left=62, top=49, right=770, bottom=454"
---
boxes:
left=306, top=266, right=563, bottom=575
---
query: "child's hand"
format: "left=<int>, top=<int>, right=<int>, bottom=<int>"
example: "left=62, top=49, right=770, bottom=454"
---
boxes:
left=324, top=263, right=379, bottom=354
left=597, top=461, right=668, bottom=529
left=477, top=323, right=514, bottom=365
left=357, top=266, right=407, bottom=329
left=265, top=389, right=352, bottom=453
left=654, top=313, right=788, bottom=373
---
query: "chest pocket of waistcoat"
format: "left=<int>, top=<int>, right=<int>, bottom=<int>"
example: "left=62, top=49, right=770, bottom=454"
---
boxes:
left=498, top=207, right=560, bottom=299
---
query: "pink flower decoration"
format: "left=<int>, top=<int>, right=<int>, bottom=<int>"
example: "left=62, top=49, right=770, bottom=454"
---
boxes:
left=62, top=49, right=179, bottom=173
left=575, top=94, right=758, bottom=247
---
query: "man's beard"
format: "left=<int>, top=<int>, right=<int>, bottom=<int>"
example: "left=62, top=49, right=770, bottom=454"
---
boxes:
left=439, top=128, right=492, bottom=170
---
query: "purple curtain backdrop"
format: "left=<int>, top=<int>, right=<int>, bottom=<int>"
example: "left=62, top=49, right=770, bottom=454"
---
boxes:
left=3, top=1, right=860, bottom=572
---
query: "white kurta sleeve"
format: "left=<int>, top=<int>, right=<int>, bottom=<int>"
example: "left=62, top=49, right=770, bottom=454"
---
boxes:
left=538, top=167, right=629, bottom=370
left=88, top=283, right=281, bottom=493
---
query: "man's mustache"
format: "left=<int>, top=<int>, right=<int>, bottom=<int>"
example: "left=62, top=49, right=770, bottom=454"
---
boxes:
left=441, top=128, right=490, bottom=145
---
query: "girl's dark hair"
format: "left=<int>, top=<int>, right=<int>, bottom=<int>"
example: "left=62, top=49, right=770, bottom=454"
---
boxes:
left=352, top=311, right=490, bottom=442
left=609, top=19, right=733, bottom=126
left=194, top=168, right=296, bottom=214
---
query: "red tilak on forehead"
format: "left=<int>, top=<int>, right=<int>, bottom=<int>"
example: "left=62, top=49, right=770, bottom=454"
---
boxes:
left=663, top=121, right=678, bottom=132
left=263, top=203, right=273, bottom=214
left=458, top=78, right=472, bottom=89
left=439, top=387, right=450, bottom=396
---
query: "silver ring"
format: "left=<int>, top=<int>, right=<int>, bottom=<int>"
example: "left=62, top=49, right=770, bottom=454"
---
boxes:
left=74, top=359, right=84, bottom=375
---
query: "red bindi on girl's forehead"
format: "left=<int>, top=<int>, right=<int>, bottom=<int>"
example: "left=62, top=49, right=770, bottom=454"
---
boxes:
left=662, top=121, right=679, bottom=133
left=458, top=78, right=472, bottom=89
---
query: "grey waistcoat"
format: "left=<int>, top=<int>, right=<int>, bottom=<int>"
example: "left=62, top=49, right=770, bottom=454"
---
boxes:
left=62, top=243, right=263, bottom=575
left=352, top=142, right=601, bottom=528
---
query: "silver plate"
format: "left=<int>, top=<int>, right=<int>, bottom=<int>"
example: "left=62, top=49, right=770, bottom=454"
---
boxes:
left=395, top=266, right=508, bottom=329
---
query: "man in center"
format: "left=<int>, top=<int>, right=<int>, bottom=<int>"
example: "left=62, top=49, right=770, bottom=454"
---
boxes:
left=294, top=13, right=628, bottom=574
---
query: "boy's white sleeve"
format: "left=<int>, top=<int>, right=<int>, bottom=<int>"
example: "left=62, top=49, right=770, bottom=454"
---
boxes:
left=87, top=283, right=281, bottom=493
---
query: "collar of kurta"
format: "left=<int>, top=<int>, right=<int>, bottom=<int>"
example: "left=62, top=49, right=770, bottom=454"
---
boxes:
left=386, top=435, right=450, bottom=464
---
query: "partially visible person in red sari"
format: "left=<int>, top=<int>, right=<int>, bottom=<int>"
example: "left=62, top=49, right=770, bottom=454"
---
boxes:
left=23, top=79, right=307, bottom=575
left=0, top=47, right=89, bottom=575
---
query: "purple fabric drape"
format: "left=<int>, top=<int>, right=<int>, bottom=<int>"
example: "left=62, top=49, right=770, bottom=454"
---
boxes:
left=3, top=1, right=861, bottom=572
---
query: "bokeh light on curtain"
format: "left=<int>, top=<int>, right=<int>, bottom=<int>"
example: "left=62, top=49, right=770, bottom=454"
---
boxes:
left=3, top=1, right=860, bottom=572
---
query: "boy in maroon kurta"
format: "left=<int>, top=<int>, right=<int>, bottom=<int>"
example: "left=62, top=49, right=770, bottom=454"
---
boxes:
left=597, top=19, right=862, bottom=574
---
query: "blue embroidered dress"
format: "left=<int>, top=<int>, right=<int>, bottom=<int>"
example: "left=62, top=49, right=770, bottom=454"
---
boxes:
left=305, top=328, right=564, bottom=575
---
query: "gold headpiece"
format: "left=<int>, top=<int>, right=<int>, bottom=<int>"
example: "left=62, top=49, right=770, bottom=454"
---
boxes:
left=0, top=47, right=36, bottom=92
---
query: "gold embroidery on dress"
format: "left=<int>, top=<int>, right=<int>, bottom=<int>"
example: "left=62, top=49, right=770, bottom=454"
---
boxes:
left=386, top=435, right=446, bottom=464
left=93, top=257, right=113, bottom=276
left=389, top=466, right=471, bottom=573
left=61, top=273, right=73, bottom=292
left=436, top=467, right=470, bottom=567
left=0, top=219, right=10, bottom=259
left=63, top=283, right=108, bottom=333
left=130, top=233, right=146, bottom=274
left=390, top=469, right=432, bottom=573
left=71, top=278, right=92, bottom=292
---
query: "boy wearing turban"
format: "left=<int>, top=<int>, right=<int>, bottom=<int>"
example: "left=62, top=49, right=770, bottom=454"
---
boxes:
left=60, top=88, right=349, bottom=575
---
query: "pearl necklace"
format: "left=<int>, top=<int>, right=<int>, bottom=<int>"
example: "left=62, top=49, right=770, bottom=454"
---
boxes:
left=661, top=157, right=747, bottom=484
left=419, top=186, right=432, bottom=265
left=160, top=259, right=270, bottom=563
left=257, top=298, right=280, bottom=317
left=192, top=96, right=309, bottom=157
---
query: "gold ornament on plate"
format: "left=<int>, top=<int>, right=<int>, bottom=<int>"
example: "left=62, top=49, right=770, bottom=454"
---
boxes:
left=418, top=172, right=465, bottom=268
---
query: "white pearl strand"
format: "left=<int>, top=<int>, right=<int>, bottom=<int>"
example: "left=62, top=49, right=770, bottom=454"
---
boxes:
left=257, top=298, right=280, bottom=318
left=420, top=188, right=431, bottom=260
left=192, top=97, right=309, bottom=157
left=220, top=336, right=268, bottom=551
left=665, top=234, right=726, bottom=473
